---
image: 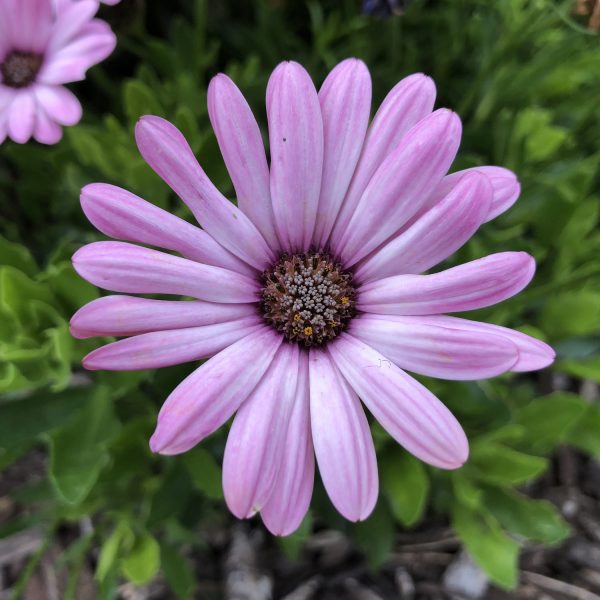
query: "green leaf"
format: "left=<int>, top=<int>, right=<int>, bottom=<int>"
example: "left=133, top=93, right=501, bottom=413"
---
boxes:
left=0, top=236, right=37, bottom=275
left=161, top=543, right=196, bottom=600
left=483, top=488, right=571, bottom=544
left=451, top=471, right=483, bottom=509
left=452, top=502, right=519, bottom=589
left=381, top=448, right=429, bottom=527
left=0, top=388, right=89, bottom=448
left=49, top=387, right=120, bottom=504
left=182, top=447, right=223, bottom=500
left=540, top=290, right=600, bottom=338
left=96, top=521, right=132, bottom=582
left=124, top=80, right=163, bottom=123
left=567, top=404, right=600, bottom=458
left=468, top=443, right=548, bottom=485
left=121, top=532, right=161, bottom=586
left=511, top=392, right=588, bottom=453
left=350, top=502, right=395, bottom=569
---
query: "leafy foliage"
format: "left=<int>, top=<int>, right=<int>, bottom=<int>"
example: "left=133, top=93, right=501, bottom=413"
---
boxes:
left=0, top=0, right=599, bottom=594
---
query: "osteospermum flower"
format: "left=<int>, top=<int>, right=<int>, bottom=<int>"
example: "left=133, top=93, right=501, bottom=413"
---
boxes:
left=0, top=0, right=116, bottom=144
left=71, top=59, right=555, bottom=535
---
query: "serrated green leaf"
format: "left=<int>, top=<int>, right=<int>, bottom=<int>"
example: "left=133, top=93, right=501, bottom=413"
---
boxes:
left=468, top=443, right=548, bottom=485
left=512, top=392, right=588, bottom=453
left=483, top=488, right=571, bottom=544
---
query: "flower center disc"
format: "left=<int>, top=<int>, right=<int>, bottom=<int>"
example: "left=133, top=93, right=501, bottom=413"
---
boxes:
left=260, top=252, right=356, bottom=347
left=1, top=51, right=43, bottom=88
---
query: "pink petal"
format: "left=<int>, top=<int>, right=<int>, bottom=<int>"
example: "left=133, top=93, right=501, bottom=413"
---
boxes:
left=46, top=0, right=98, bottom=55
left=355, top=171, right=492, bottom=282
left=329, top=334, right=468, bottom=469
left=261, top=353, right=314, bottom=536
left=337, top=109, right=462, bottom=266
left=33, top=104, right=63, bottom=145
left=9, top=0, right=53, bottom=53
left=267, top=61, right=324, bottom=252
left=309, top=348, right=378, bottom=521
left=358, top=252, right=535, bottom=315
left=412, top=316, right=555, bottom=372
left=207, top=74, right=279, bottom=250
left=71, top=295, right=256, bottom=339
left=350, top=314, right=519, bottom=380
left=312, top=59, right=372, bottom=248
left=422, top=166, right=521, bottom=224
left=34, top=85, right=82, bottom=125
left=80, top=184, right=253, bottom=276
left=72, top=241, right=260, bottom=303
left=329, top=73, right=436, bottom=251
left=149, top=327, right=282, bottom=455
left=39, top=21, right=116, bottom=84
left=135, top=116, right=275, bottom=270
left=8, top=91, right=36, bottom=144
left=223, top=344, right=300, bottom=518
left=82, top=316, right=262, bottom=371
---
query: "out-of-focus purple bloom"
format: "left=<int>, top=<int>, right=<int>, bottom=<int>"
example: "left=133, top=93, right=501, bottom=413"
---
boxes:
left=0, top=0, right=116, bottom=144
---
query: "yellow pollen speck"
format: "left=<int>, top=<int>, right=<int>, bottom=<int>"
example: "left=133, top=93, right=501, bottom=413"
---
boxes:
left=340, top=296, right=349, bottom=305
left=293, top=313, right=301, bottom=322
left=303, top=326, right=313, bottom=336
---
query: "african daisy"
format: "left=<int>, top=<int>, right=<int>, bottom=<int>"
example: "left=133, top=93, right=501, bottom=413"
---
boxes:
left=71, top=59, right=555, bottom=535
left=0, top=0, right=116, bottom=145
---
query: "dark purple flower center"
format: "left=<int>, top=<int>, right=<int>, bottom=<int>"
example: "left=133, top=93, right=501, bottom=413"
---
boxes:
left=1, top=51, right=43, bottom=88
left=260, top=252, right=357, bottom=347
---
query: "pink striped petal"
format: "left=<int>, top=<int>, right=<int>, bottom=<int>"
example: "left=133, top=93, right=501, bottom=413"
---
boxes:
left=72, top=241, right=259, bottom=303
left=135, top=116, right=274, bottom=270
left=82, top=316, right=262, bottom=371
left=267, top=61, right=324, bottom=252
left=422, top=166, right=520, bottom=223
left=34, top=85, right=82, bottom=126
left=71, top=296, right=256, bottom=339
left=309, top=349, right=378, bottom=521
left=8, top=91, right=36, bottom=144
left=329, top=73, right=436, bottom=250
left=355, top=171, right=492, bottom=282
left=358, top=252, right=535, bottom=315
left=337, top=109, right=462, bottom=266
left=350, top=314, right=519, bottom=380
left=312, top=59, right=372, bottom=248
left=39, top=21, right=116, bottom=84
left=33, top=105, right=63, bottom=145
left=223, top=344, right=300, bottom=518
left=207, top=74, right=279, bottom=250
left=46, top=0, right=98, bottom=55
left=150, top=327, right=282, bottom=455
left=411, top=316, right=555, bottom=372
left=329, top=334, right=468, bottom=469
left=261, top=353, right=314, bottom=536
left=9, top=0, right=53, bottom=53
left=80, top=184, right=253, bottom=276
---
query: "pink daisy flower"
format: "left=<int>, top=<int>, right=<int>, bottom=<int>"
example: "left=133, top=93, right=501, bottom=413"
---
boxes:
left=71, top=59, right=555, bottom=535
left=0, top=0, right=116, bottom=145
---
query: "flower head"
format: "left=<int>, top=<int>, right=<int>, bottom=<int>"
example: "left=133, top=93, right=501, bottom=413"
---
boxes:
left=71, top=59, right=554, bottom=535
left=0, top=0, right=116, bottom=145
